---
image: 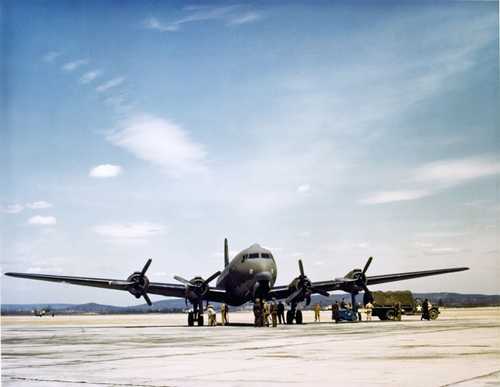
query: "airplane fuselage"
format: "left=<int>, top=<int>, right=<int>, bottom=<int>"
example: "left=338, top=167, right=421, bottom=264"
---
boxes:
left=216, top=244, right=277, bottom=306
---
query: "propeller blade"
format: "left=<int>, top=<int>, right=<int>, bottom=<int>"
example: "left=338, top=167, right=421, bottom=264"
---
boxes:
left=298, top=260, right=305, bottom=277
left=141, top=259, right=152, bottom=276
left=174, top=275, right=192, bottom=286
left=362, top=257, right=373, bottom=275
left=204, top=270, right=221, bottom=285
left=143, top=293, right=152, bottom=306
left=286, top=288, right=303, bottom=304
left=305, top=294, right=311, bottom=306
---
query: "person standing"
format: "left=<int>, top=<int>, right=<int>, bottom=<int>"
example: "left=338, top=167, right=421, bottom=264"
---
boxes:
left=253, top=299, right=262, bottom=327
left=277, top=301, right=285, bottom=324
left=395, top=302, right=402, bottom=321
left=421, top=299, right=430, bottom=321
left=221, top=303, right=229, bottom=325
left=314, top=303, right=321, bottom=322
left=332, top=301, right=340, bottom=323
left=340, top=298, right=346, bottom=309
left=270, top=300, right=278, bottom=327
left=263, top=301, right=271, bottom=327
left=365, top=301, right=373, bottom=321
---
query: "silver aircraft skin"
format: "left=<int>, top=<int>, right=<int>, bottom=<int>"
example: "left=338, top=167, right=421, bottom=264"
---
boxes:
left=5, top=238, right=468, bottom=325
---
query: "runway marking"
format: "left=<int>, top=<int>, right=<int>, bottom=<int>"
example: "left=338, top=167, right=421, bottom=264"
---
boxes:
left=439, top=369, right=500, bottom=386
left=2, top=375, right=176, bottom=387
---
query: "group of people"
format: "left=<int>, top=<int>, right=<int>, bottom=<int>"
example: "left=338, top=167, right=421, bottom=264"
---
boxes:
left=206, top=303, right=230, bottom=326
left=253, top=299, right=286, bottom=327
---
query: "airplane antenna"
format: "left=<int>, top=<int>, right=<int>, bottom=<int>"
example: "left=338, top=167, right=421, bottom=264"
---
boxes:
left=224, top=238, right=229, bottom=267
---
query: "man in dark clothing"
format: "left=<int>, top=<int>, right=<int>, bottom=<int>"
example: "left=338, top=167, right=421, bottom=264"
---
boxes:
left=332, top=301, right=340, bottom=323
left=254, top=299, right=262, bottom=327
left=421, top=299, right=430, bottom=320
left=340, top=298, right=346, bottom=309
left=277, top=301, right=285, bottom=324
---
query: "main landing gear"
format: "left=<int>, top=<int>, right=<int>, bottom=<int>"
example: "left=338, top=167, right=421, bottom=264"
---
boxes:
left=188, top=301, right=205, bottom=326
left=286, top=302, right=303, bottom=324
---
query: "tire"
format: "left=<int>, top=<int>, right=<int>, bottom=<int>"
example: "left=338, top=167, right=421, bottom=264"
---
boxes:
left=286, top=310, right=294, bottom=324
left=385, top=309, right=396, bottom=320
left=188, top=312, right=194, bottom=327
left=197, top=314, right=204, bottom=326
left=295, top=310, right=303, bottom=324
left=429, top=308, right=439, bottom=320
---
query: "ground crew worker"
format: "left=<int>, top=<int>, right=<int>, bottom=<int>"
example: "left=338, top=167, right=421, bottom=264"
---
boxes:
left=340, top=298, right=346, bottom=309
left=365, top=301, right=373, bottom=321
left=263, top=301, right=271, bottom=327
left=254, top=299, right=262, bottom=327
left=332, top=301, right=340, bottom=323
left=270, top=300, right=278, bottom=327
left=314, top=303, right=321, bottom=322
left=221, top=303, right=229, bottom=325
left=277, top=301, right=285, bottom=324
left=207, top=304, right=216, bottom=326
left=421, top=299, right=430, bottom=321
left=395, top=302, right=402, bottom=321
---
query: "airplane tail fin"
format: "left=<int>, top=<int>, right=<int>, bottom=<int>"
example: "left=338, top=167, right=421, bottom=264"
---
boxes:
left=224, top=238, right=229, bottom=267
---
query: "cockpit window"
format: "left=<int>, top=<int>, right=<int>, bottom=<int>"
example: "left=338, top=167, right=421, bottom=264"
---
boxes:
left=248, top=253, right=260, bottom=259
left=261, top=253, right=270, bottom=258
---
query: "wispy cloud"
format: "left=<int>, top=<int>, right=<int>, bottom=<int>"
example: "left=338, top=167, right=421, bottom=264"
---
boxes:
left=360, top=190, right=430, bottom=205
left=2, top=204, right=24, bottom=214
left=144, top=5, right=262, bottom=32
left=107, top=114, right=206, bottom=176
left=26, top=201, right=53, bottom=209
left=80, top=70, right=102, bottom=84
left=361, top=155, right=500, bottom=205
left=62, top=59, right=89, bottom=72
left=96, top=77, right=125, bottom=92
left=28, top=216, right=57, bottom=226
left=89, top=164, right=123, bottom=178
left=93, top=222, right=165, bottom=239
left=42, top=51, right=61, bottom=63
left=297, top=184, right=311, bottom=194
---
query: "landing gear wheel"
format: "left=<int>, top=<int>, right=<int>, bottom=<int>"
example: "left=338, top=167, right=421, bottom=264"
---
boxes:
left=429, top=308, right=439, bottom=320
left=188, top=312, right=194, bottom=326
left=385, top=309, right=395, bottom=321
left=286, top=310, right=294, bottom=324
left=197, top=314, right=204, bottom=326
left=295, top=310, right=303, bottom=324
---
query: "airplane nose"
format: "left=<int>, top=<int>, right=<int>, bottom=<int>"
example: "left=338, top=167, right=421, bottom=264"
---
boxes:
left=255, top=271, right=272, bottom=282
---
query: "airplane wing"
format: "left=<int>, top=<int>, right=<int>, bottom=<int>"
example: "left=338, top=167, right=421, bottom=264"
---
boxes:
left=3, top=272, right=216, bottom=300
left=268, top=266, right=468, bottom=301
left=365, top=267, right=469, bottom=286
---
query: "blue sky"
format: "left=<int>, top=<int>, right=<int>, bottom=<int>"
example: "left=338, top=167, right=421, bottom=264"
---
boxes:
left=1, top=1, right=499, bottom=304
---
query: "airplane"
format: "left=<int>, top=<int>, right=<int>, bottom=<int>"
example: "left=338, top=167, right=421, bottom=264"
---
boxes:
left=5, top=238, right=469, bottom=326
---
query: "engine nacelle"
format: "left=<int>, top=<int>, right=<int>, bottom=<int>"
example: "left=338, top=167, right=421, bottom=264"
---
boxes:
left=127, top=271, right=150, bottom=298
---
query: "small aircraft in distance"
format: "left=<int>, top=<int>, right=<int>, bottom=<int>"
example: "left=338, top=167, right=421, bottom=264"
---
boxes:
left=5, top=238, right=468, bottom=326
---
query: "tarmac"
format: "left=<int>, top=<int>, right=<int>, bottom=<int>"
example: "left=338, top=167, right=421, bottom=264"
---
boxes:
left=1, top=307, right=499, bottom=387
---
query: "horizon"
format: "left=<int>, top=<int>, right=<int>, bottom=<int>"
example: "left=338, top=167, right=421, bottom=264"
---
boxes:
left=1, top=1, right=499, bottom=305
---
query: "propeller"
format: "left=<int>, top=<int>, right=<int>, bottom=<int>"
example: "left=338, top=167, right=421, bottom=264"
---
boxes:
left=126, top=259, right=153, bottom=306
left=173, top=271, right=221, bottom=305
left=357, top=257, right=374, bottom=305
left=286, top=259, right=315, bottom=305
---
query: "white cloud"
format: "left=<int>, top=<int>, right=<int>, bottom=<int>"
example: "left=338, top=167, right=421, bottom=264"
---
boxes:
left=93, top=222, right=165, bottom=239
left=96, top=77, right=125, bottom=93
left=360, top=190, right=430, bottom=205
left=228, top=11, right=262, bottom=25
left=413, top=156, right=500, bottom=187
left=107, top=114, right=206, bottom=176
left=28, top=216, right=57, bottom=226
left=80, top=70, right=102, bottom=84
left=62, top=59, right=89, bottom=72
left=2, top=204, right=24, bottom=214
left=144, top=6, right=261, bottom=32
left=26, top=201, right=53, bottom=209
left=297, top=184, right=311, bottom=194
left=426, top=247, right=463, bottom=255
left=42, top=51, right=61, bottom=63
left=89, top=164, right=123, bottom=178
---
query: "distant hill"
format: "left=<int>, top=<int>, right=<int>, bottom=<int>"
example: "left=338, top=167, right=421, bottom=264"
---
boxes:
left=2, top=292, right=499, bottom=315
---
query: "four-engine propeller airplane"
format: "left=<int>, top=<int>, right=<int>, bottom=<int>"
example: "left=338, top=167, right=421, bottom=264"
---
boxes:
left=5, top=238, right=469, bottom=326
